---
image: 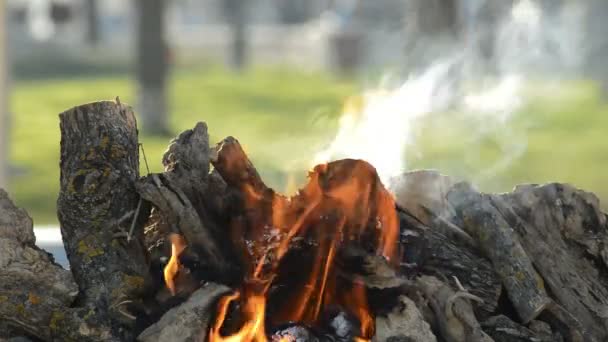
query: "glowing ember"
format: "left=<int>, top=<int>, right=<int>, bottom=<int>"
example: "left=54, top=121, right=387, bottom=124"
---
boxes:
left=208, top=159, right=399, bottom=342
left=163, top=233, right=187, bottom=296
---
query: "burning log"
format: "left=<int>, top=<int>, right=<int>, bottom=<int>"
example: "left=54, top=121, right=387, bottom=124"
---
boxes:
left=135, top=123, right=238, bottom=286
left=209, top=137, right=400, bottom=341
left=57, top=101, right=150, bottom=340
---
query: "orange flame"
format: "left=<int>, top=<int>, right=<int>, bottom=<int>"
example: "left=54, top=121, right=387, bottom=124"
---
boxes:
left=163, top=233, right=187, bottom=296
left=209, top=159, right=399, bottom=342
left=209, top=281, right=270, bottom=342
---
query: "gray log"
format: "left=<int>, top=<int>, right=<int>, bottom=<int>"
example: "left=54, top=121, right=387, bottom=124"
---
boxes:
left=481, top=315, right=557, bottom=342
left=494, top=183, right=608, bottom=341
left=57, top=100, right=149, bottom=339
left=0, top=189, right=78, bottom=339
left=447, top=182, right=551, bottom=324
left=398, top=208, right=501, bottom=319
left=414, top=275, right=493, bottom=342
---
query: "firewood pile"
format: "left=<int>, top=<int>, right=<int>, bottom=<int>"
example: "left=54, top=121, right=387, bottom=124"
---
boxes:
left=1, top=100, right=608, bottom=342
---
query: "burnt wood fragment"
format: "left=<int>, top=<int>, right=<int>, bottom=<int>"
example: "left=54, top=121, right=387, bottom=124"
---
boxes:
left=136, top=123, right=238, bottom=285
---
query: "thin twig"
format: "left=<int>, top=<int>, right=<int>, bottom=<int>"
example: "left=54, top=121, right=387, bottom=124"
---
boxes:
left=139, top=143, right=150, bottom=175
left=453, top=276, right=466, bottom=291
left=127, top=197, right=143, bottom=243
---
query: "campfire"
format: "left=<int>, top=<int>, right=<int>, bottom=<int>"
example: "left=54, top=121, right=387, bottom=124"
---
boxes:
left=2, top=100, right=608, bottom=342
left=204, top=145, right=399, bottom=342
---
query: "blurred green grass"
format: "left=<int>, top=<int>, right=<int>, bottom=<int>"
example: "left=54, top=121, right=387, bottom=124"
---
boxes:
left=9, top=66, right=608, bottom=224
left=408, top=79, right=608, bottom=201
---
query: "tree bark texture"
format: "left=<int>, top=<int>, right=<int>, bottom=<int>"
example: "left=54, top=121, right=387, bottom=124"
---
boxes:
left=57, top=101, right=149, bottom=340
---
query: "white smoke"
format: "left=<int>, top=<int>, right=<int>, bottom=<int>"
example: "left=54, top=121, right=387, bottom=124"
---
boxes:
left=313, top=60, right=459, bottom=183
left=314, top=0, right=583, bottom=184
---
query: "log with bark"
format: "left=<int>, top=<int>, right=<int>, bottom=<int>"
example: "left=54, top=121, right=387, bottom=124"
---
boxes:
left=57, top=101, right=151, bottom=340
left=3, top=101, right=608, bottom=342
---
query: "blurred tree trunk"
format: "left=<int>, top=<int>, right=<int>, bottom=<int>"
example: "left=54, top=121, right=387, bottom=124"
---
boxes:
left=404, top=0, right=460, bottom=71
left=411, top=0, right=459, bottom=37
left=0, top=1, right=8, bottom=188
left=85, top=0, right=100, bottom=45
left=585, top=0, right=608, bottom=97
left=136, top=0, right=170, bottom=135
left=223, top=0, right=249, bottom=71
left=277, top=0, right=312, bottom=24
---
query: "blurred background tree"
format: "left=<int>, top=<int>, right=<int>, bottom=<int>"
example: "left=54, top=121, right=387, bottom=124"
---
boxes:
left=84, top=0, right=99, bottom=45
left=0, top=0, right=8, bottom=189
left=136, top=0, right=170, bottom=135
left=221, top=0, right=249, bottom=72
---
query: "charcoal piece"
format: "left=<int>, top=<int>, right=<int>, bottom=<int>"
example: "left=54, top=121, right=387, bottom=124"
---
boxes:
left=270, top=324, right=320, bottom=342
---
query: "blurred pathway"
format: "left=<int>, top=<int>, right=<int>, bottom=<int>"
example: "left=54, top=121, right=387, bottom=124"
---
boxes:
left=34, top=226, right=68, bottom=268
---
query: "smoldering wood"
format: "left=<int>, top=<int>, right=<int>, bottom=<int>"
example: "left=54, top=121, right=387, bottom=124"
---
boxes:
left=390, top=170, right=457, bottom=227
left=210, top=136, right=268, bottom=197
left=446, top=182, right=551, bottom=324
left=136, top=174, right=227, bottom=274
left=57, top=101, right=149, bottom=340
left=137, top=283, right=229, bottom=342
left=136, top=123, right=238, bottom=285
left=269, top=325, right=322, bottom=342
